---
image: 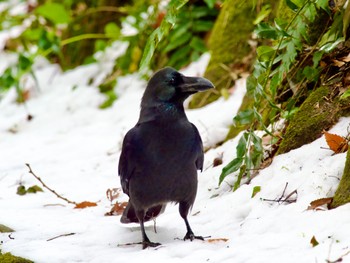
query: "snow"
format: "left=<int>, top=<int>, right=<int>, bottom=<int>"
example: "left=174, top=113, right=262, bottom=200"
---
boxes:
left=1, top=42, right=350, bottom=263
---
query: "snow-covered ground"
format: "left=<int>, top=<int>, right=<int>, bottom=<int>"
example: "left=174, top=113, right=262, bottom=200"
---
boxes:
left=1, top=42, right=350, bottom=263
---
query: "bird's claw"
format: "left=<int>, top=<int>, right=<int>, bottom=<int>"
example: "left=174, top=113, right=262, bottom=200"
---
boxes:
left=142, top=241, right=162, bottom=249
left=183, top=232, right=204, bottom=241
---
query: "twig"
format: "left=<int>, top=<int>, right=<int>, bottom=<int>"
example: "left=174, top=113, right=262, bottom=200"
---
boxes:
left=47, top=233, right=76, bottom=241
left=261, top=182, right=298, bottom=204
left=25, top=163, right=77, bottom=205
left=326, top=250, right=350, bottom=263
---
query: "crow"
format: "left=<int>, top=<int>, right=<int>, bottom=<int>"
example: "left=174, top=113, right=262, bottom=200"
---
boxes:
left=118, top=67, right=214, bottom=249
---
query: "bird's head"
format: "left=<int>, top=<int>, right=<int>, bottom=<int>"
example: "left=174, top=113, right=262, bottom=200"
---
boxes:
left=141, top=67, right=214, bottom=108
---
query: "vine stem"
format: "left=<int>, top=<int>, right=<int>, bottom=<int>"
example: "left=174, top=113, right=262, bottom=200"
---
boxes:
left=262, top=0, right=312, bottom=91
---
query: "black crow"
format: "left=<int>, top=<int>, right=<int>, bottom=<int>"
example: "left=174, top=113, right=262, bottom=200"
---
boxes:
left=118, top=67, right=214, bottom=249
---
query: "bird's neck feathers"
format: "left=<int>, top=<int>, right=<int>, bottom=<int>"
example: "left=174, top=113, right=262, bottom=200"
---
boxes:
left=138, top=101, right=188, bottom=124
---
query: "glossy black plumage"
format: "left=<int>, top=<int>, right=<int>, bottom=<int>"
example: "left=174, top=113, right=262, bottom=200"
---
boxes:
left=118, top=67, right=214, bottom=249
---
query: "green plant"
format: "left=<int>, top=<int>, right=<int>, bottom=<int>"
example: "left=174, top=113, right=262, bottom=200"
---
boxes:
left=219, top=0, right=346, bottom=190
left=0, top=1, right=123, bottom=101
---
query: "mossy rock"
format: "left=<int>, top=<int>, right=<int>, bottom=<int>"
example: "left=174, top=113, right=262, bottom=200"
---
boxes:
left=189, top=0, right=256, bottom=109
left=331, top=148, right=350, bottom=208
left=0, top=252, right=33, bottom=263
left=0, top=224, right=14, bottom=233
left=277, top=86, right=339, bottom=154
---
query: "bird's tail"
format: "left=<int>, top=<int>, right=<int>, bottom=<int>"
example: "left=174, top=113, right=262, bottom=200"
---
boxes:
left=120, top=202, right=166, bottom=224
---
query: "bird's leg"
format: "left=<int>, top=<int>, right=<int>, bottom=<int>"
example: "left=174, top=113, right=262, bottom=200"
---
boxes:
left=179, top=202, right=204, bottom=241
left=136, top=210, right=161, bottom=249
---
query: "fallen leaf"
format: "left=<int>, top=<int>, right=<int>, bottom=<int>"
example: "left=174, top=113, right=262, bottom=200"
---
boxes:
left=324, top=132, right=349, bottom=154
left=310, top=236, right=319, bottom=247
left=74, top=201, right=98, bottom=209
left=332, top=59, right=345, bottom=67
left=340, top=53, right=350, bottom=62
left=106, top=188, right=121, bottom=202
left=307, top=197, right=333, bottom=211
left=207, top=238, right=229, bottom=243
left=105, top=201, right=128, bottom=216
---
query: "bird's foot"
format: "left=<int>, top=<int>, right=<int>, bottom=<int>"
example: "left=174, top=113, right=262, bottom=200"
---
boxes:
left=183, top=231, right=204, bottom=241
left=142, top=241, right=162, bottom=249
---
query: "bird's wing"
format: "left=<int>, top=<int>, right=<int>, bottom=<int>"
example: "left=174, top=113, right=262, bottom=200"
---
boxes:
left=118, top=127, right=139, bottom=195
left=191, top=123, right=204, bottom=172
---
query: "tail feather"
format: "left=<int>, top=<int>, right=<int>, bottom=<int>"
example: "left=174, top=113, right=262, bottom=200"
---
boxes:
left=120, top=202, right=166, bottom=224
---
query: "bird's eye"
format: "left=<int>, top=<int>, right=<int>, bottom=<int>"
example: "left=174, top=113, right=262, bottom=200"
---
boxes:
left=169, top=77, right=175, bottom=85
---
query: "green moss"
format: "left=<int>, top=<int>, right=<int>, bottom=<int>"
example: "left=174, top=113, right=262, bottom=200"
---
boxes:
left=0, top=252, right=33, bottom=263
left=189, top=0, right=256, bottom=109
left=331, top=149, right=350, bottom=208
left=277, top=86, right=339, bottom=154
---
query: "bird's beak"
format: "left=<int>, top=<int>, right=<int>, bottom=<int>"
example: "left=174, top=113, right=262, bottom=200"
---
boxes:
left=179, top=75, right=214, bottom=93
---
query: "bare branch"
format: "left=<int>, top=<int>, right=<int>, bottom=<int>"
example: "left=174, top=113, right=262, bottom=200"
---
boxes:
left=25, top=163, right=77, bottom=205
left=47, top=233, right=76, bottom=241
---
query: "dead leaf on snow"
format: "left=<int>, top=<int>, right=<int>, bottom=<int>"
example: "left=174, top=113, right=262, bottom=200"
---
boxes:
left=324, top=131, right=349, bottom=154
left=74, top=201, right=98, bottom=209
left=310, top=235, right=319, bottom=247
left=207, top=238, right=229, bottom=243
left=105, top=201, right=128, bottom=216
left=307, top=197, right=333, bottom=211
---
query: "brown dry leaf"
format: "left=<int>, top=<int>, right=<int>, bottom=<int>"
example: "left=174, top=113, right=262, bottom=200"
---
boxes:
left=332, top=59, right=345, bottom=67
left=307, top=197, right=333, bottom=211
left=341, top=53, right=350, bottom=62
left=310, top=236, right=319, bottom=247
left=105, top=201, right=128, bottom=216
left=324, top=132, right=349, bottom=154
left=207, top=238, right=229, bottom=243
left=74, top=201, right=98, bottom=209
left=106, top=188, right=121, bottom=202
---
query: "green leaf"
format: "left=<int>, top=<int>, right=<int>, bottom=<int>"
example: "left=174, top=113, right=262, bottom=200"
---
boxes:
left=254, top=4, right=272, bottom=25
left=169, top=22, right=191, bottom=43
left=274, top=18, right=288, bottom=32
left=304, top=3, right=317, bottom=22
left=168, top=45, right=191, bottom=66
left=190, top=6, right=217, bottom=18
left=340, top=89, right=350, bottom=99
left=269, top=72, right=282, bottom=97
left=18, top=54, right=32, bottom=71
left=36, top=2, right=71, bottom=24
left=255, top=22, right=278, bottom=39
left=0, top=68, right=16, bottom=89
left=17, top=185, right=27, bottom=195
left=104, top=22, right=120, bottom=38
left=192, top=20, right=214, bottom=32
left=233, top=165, right=246, bottom=191
left=312, top=51, right=324, bottom=67
left=203, top=0, right=216, bottom=9
left=315, top=0, right=330, bottom=14
left=251, top=186, right=261, bottom=198
left=219, top=157, right=243, bottom=185
left=233, top=109, right=255, bottom=126
left=302, top=66, right=321, bottom=82
left=139, top=28, right=161, bottom=71
left=189, top=36, right=207, bottom=52
left=27, top=185, right=43, bottom=193
left=246, top=75, right=258, bottom=96
left=236, top=132, right=249, bottom=158
left=165, top=0, right=189, bottom=25
left=164, top=32, right=192, bottom=53
left=285, top=0, right=299, bottom=12
left=139, top=0, right=188, bottom=71
left=257, top=45, right=275, bottom=62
